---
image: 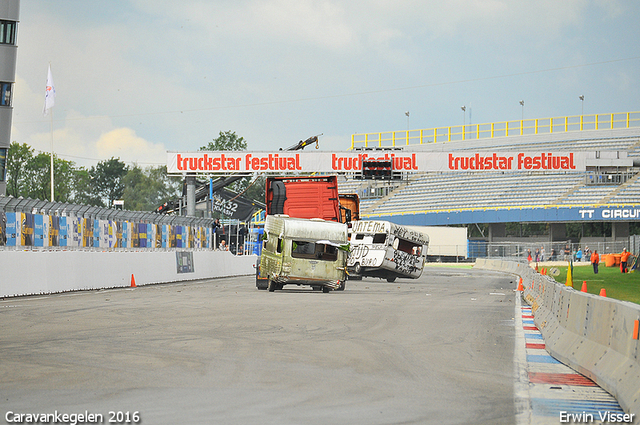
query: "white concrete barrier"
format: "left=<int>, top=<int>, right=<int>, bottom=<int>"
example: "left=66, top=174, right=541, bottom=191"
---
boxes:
left=0, top=250, right=256, bottom=298
left=474, top=259, right=640, bottom=416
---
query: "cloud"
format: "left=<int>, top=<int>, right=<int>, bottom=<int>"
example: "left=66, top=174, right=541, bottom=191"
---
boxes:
left=96, top=128, right=167, bottom=166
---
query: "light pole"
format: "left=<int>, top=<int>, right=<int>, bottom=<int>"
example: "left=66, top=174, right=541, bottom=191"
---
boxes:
left=519, top=100, right=525, bottom=120
left=405, top=111, right=410, bottom=143
left=461, top=106, right=466, bottom=126
left=579, top=95, right=584, bottom=115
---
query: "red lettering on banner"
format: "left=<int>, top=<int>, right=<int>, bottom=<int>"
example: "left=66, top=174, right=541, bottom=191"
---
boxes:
left=517, top=152, right=575, bottom=170
left=177, top=154, right=184, bottom=171
left=448, top=153, right=514, bottom=170
left=244, top=154, right=302, bottom=171
left=331, top=153, right=416, bottom=171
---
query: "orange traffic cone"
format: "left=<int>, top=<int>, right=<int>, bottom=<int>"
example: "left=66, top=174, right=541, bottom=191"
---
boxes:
left=599, top=288, right=606, bottom=297
left=581, top=281, right=588, bottom=293
left=131, top=274, right=137, bottom=288
left=517, top=277, right=524, bottom=291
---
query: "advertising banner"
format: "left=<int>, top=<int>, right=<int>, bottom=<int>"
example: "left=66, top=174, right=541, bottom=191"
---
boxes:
left=59, top=216, right=67, bottom=246
left=34, top=215, right=44, bottom=247
left=211, top=188, right=260, bottom=221
left=0, top=211, right=5, bottom=246
left=49, top=216, right=59, bottom=247
left=22, top=213, right=34, bottom=246
left=138, top=223, right=148, bottom=248
left=6, top=212, right=17, bottom=246
left=167, top=151, right=588, bottom=174
left=93, top=219, right=100, bottom=248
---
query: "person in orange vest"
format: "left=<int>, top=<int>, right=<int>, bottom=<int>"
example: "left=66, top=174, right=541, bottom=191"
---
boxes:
left=620, top=248, right=631, bottom=273
left=591, top=250, right=600, bottom=274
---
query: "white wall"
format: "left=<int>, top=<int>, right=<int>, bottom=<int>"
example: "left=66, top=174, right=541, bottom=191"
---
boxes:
left=0, top=250, right=256, bottom=298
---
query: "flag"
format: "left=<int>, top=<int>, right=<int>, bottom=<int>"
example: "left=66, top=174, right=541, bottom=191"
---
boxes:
left=43, top=64, right=56, bottom=116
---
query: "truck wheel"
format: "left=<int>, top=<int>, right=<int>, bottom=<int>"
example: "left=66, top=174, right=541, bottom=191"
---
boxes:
left=337, top=281, right=346, bottom=291
left=322, top=286, right=331, bottom=293
left=386, top=276, right=396, bottom=283
left=268, top=279, right=277, bottom=292
left=256, top=278, right=268, bottom=290
left=354, top=263, right=362, bottom=275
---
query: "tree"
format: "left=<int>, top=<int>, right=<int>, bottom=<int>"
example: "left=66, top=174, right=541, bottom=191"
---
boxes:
left=122, top=165, right=182, bottom=211
left=7, top=146, right=75, bottom=202
left=72, top=167, right=104, bottom=206
left=198, top=131, right=264, bottom=201
left=200, top=130, right=247, bottom=151
left=91, top=157, right=128, bottom=207
left=6, top=142, right=32, bottom=197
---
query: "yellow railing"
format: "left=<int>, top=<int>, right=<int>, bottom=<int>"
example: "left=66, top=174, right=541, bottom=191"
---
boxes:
left=351, top=111, right=640, bottom=149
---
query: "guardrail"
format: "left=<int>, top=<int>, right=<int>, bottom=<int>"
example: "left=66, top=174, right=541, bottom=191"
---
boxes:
left=352, top=111, right=640, bottom=149
left=475, top=258, right=640, bottom=416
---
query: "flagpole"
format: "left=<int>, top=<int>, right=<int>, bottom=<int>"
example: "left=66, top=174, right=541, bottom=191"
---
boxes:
left=50, top=108, right=54, bottom=201
left=44, top=63, right=56, bottom=201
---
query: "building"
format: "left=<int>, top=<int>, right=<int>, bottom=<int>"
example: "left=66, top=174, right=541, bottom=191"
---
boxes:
left=0, top=0, right=19, bottom=196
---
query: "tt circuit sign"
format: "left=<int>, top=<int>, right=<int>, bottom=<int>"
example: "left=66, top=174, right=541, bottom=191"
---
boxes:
left=579, top=208, right=640, bottom=220
left=167, top=151, right=588, bottom=174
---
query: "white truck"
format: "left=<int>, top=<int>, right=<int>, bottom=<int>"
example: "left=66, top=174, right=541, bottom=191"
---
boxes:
left=347, top=220, right=429, bottom=282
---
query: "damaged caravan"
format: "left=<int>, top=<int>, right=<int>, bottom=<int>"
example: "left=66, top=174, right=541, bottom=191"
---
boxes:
left=347, top=220, right=429, bottom=282
left=259, top=215, right=349, bottom=293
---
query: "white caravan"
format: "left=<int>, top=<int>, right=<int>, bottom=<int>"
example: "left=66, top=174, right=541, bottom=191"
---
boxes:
left=347, top=220, right=429, bottom=282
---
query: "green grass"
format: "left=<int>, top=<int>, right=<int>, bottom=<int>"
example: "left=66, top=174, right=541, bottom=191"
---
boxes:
left=549, top=263, right=640, bottom=305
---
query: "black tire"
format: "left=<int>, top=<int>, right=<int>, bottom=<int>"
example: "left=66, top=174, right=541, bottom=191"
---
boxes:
left=322, top=286, right=331, bottom=293
left=354, top=263, right=362, bottom=275
left=268, top=279, right=276, bottom=292
left=336, top=281, right=346, bottom=291
left=386, top=276, right=396, bottom=283
left=256, top=278, right=268, bottom=290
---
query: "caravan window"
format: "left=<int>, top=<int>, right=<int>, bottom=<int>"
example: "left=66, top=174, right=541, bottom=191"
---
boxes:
left=393, top=237, right=422, bottom=256
left=292, top=240, right=338, bottom=261
left=372, top=233, right=386, bottom=244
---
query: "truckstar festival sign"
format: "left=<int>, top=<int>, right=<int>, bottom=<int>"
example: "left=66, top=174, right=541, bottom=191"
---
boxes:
left=167, top=151, right=588, bottom=174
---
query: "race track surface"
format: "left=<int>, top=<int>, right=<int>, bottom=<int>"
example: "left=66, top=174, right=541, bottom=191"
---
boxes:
left=0, top=267, right=518, bottom=425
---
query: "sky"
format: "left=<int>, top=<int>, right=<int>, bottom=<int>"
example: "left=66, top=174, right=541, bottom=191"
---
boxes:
left=9, top=0, right=640, bottom=169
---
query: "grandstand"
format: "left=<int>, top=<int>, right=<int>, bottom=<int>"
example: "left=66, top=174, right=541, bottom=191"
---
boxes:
left=338, top=112, right=640, bottom=249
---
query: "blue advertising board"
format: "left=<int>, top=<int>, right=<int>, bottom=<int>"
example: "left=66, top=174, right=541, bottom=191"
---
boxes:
left=375, top=204, right=640, bottom=227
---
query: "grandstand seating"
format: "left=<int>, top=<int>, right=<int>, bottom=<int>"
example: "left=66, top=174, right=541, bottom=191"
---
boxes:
left=338, top=129, right=640, bottom=216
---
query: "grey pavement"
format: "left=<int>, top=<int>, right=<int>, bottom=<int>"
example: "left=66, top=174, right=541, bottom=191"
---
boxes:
left=1, top=268, right=518, bottom=425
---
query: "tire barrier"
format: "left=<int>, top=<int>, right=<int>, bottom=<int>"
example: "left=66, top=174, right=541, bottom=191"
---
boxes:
left=0, top=249, right=257, bottom=298
left=475, top=258, right=640, bottom=416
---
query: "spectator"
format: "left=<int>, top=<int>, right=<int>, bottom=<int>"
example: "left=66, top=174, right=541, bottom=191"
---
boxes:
left=540, top=246, right=545, bottom=262
left=564, top=244, right=571, bottom=261
left=527, top=249, right=532, bottom=262
left=584, top=246, right=591, bottom=261
left=535, top=248, right=540, bottom=262
left=591, top=250, right=600, bottom=274
left=620, top=248, right=631, bottom=273
left=550, top=248, right=556, bottom=261
left=576, top=247, right=583, bottom=262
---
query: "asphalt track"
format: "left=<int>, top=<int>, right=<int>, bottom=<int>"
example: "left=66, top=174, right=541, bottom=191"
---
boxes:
left=0, top=267, right=520, bottom=425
